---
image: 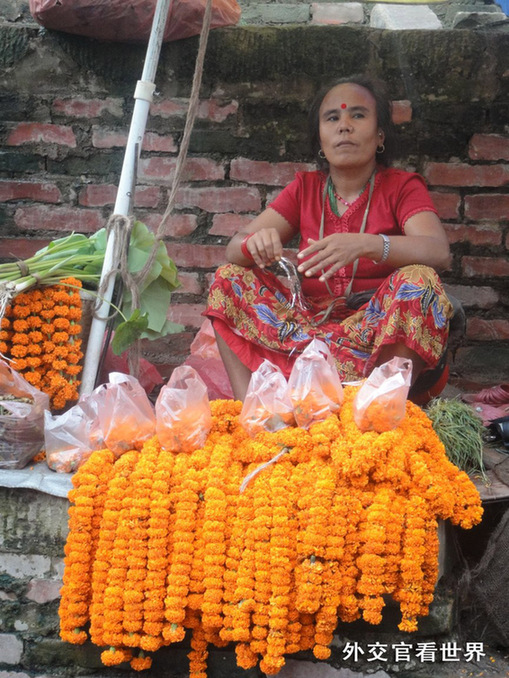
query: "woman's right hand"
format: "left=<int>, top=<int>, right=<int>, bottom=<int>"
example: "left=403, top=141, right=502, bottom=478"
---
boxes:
left=240, top=227, right=284, bottom=268
left=226, top=207, right=296, bottom=268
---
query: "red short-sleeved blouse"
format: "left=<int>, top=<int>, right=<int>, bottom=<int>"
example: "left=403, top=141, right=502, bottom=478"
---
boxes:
left=269, top=166, right=438, bottom=297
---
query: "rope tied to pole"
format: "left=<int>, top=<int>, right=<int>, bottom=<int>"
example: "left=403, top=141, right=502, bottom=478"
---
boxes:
left=100, top=0, right=213, bottom=379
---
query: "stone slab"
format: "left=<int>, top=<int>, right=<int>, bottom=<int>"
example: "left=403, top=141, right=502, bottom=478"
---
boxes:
left=370, top=4, right=442, bottom=29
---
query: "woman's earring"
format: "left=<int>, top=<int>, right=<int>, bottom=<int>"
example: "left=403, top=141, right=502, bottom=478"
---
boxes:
left=318, top=149, right=326, bottom=159
left=376, top=144, right=386, bottom=154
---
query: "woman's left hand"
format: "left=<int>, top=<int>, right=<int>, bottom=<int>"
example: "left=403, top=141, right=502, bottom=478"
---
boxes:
left=297, top=234, right=362, bottom=281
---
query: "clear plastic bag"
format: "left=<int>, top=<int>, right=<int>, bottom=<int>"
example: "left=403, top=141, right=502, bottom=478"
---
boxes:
left=353, top=357, right=412, bottom=433
left=240, top=360, right=295, bottom=437
left=81, top=373, right=156, bottom=456
left=155, top=365, right=211, bottom=453
left=0, top=359, right=49, bottom=470
left=44, top=405, right=94, bottom=474
left=288, top=339, right=344, bottom=429
left=184, top=319, right=233, bottom=400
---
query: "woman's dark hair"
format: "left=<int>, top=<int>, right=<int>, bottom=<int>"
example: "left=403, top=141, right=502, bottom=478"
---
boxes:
left=308, top=74, right=397, bottom=168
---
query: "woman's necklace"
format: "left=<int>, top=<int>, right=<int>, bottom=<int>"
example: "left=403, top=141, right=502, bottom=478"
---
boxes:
left=326, top=176, right=367, bottom=215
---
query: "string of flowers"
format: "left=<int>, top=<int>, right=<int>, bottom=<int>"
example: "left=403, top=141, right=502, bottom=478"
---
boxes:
left=59, top=389, right=483, bottom=675
left=1, top=277, right=83, bottom=409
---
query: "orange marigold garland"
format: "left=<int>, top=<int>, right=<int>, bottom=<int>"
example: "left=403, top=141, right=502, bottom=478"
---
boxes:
left=1, top=277, right=83, bottom=409
left=59, top=387, right=483, bottom=675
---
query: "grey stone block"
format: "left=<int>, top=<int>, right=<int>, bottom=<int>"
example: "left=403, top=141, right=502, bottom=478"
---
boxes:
left=370, top=4, right=443, bottom=29
left=452, top=9, right=508, bottom=26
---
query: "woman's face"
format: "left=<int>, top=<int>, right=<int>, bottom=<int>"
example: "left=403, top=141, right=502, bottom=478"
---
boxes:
left=318, top=83, right=384, bottom=172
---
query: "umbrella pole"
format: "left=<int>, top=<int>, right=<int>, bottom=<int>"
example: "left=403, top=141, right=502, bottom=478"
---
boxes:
left=80, top=0, right=175, bottom=396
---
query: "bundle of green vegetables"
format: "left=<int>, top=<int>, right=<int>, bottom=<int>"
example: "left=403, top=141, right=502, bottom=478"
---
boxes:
left=426, top=397, right=487, bottom=479
left=0, top=222, right=182, bottom=352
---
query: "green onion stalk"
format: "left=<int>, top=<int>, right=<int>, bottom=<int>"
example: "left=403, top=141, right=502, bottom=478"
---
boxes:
left=425, top=397, right=487, bottom=480
left=0, top=222, right=182, bottom=353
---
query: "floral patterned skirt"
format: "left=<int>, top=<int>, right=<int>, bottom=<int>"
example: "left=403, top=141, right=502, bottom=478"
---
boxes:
left=205, top=263, right=453, bottom=383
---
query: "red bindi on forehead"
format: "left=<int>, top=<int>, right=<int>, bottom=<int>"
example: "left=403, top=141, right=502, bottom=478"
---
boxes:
left=341, top=103, right=347, bottom=109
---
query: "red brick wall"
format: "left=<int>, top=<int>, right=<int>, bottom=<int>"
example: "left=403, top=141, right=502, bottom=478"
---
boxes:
left=0, top=27, right=508, bottom=384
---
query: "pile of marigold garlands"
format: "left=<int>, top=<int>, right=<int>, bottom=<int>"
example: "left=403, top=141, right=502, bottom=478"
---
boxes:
left=59, top=387, right=483, bottom=675
left=0, top=277, right=83, bottom=410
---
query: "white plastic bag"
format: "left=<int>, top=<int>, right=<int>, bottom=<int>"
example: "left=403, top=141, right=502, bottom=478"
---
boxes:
left=155, top=365, right=211, bottom=453
left=353, top=357, right=412, bottom=432
left=80, top=373, right=156, bottom=456
left=240, top=360, right=294, bottom=437
left=288, top=338, right=344, bottom=429
left=44, top=405, right=94, bottom=473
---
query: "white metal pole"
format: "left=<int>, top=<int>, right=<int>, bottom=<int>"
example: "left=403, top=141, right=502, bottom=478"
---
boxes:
left=80, top=0, right=175, bottom=396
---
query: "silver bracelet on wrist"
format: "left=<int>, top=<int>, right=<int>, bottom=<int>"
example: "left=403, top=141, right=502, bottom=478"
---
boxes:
left=379, top=233, right=390, bottom=263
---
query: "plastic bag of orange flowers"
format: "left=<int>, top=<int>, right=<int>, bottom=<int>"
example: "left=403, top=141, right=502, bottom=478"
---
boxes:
left=240, top=359, right=295, bottom=436
left=288, top=338, right=344, bottom=429
left=81, top=373, right=156, bottom=456
left=44, top=405, right=94, bottom=473
left=353, top=356, right=412, bottom=433
left=155, top=365, right=211, bottom=453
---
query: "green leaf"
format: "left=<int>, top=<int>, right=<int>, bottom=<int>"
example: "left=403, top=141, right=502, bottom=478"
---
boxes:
left=111, top=309, right=149, bottom=355
left=121, top=276, right=172, bottom=334
left=142, top=319, right=184, bottom=341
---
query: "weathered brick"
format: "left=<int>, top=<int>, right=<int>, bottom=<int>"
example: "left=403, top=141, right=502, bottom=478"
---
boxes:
left=91, top=127, right=128, bottom=149
left=464, top=194, right=509, bottom=221
left=467, top=317, right=509, bottom=341
left=429, top=191, right=461, bottom=220
left=311, top=2, right=364, bottom=25
left=391, top=100, right=412, bottom=125
left=157, top=213, right=199, bottom=237
left=151, top=98, right=238, bottom=123
left=0, top=238, right=50, bottom=261
left=0, top=181, right=61, bottom=203
left=78, top=184, right=116, bottom=207
left=210, top=213, right=254, bottom=237
left=266, top=187, right=285, bottom=204
left=167, top=303, right=206, bottom=328
left=139, top=212, right=196, bottom=238
left=6, top=123, right=76, bottom=148
left=230, top=158, right=314, bottom=186
left=14, top=206, right=104, bottom=233
left=25, top=578, right=62, bottom=604
left=445, top=223, right=502, bottom=247
left=141, top=132, right=179, bottom=154
left=175, top=186, right=262, bottom=213
left=0, top=152, right=42, bottom=174
left=52, top=97, right=123, bottom=119
left=444, top=283, right=499, bottom=310
left=462, top=256, right=509, bottom=278
left=92, top=127, right=178, bottom=153
left=79, top=184, right=161, bottom=208
left=138, top=157, right=225, bottom=185
left=0, top=634, right=23, bottom=665
left=424, top=162, right=509, bottom=188
left=469, top=133, right=509, bottom=161
left=169, top=243, right=226, bottom=269
left=173, top=271, right=203, bottom=295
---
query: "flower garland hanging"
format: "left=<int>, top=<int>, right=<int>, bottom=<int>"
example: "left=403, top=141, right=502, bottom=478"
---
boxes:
left=1, top=277, right=83, bottom=410
left=59, top=389, right=483, bottom=675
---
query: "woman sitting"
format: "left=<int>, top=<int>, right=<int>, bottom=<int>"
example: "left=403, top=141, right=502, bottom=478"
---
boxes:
left=205, top=75, right=453, bottom=402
